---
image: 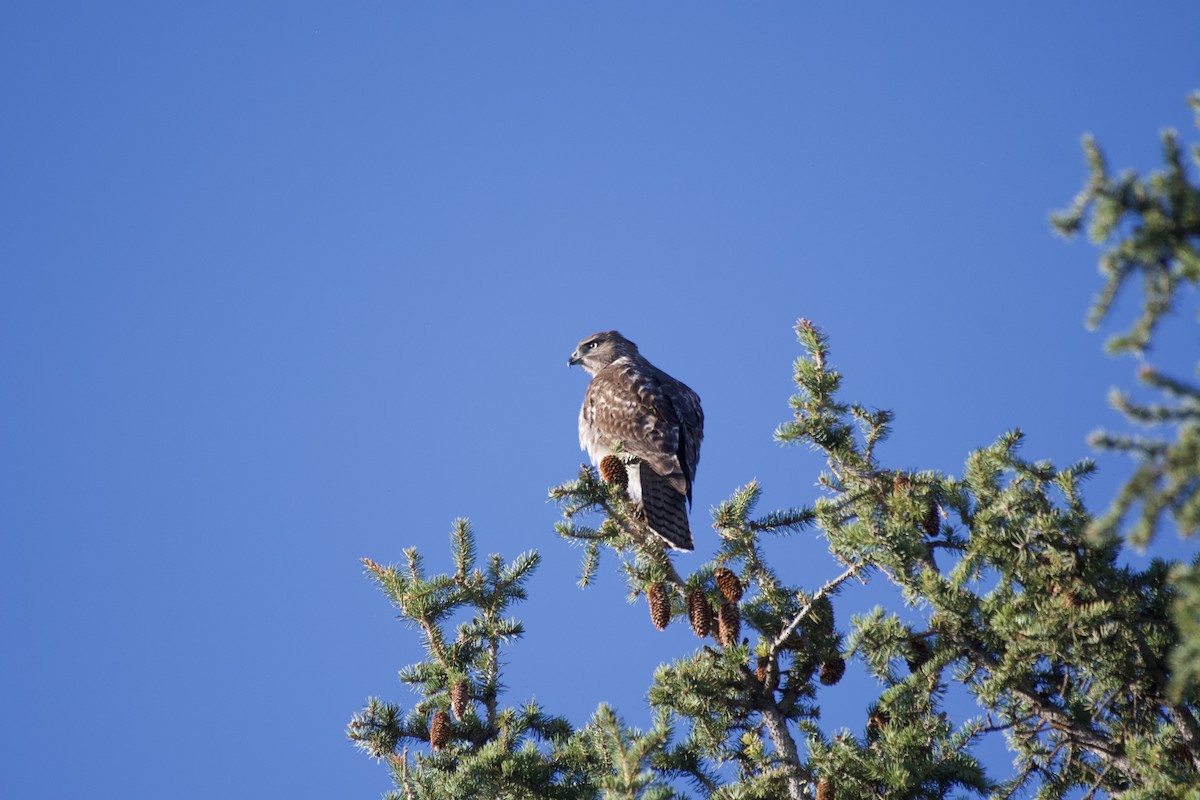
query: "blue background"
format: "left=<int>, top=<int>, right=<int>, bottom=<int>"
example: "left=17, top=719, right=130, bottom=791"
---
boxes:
left=3, top=4, right=1198, bottom=797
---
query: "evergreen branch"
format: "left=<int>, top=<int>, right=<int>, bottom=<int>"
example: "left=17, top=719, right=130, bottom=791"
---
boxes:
left=1137, top=366, right=1200, bottom=403
left=996, top=764, right=1040, bottom=800
left=768, top=562, right=865, bottom=658
left=553, top=464, right=688, bottom=594
left=497, top=550, right=541, bottom=598
left=954, top=633, right=1137, bottom=780
left=578, top=541, right=601, bottom=588
left=747, top=506, right=816, bottom=535
left=450, top=519, right=476, bottom=583
left=554, top=521, right=609, bottom=542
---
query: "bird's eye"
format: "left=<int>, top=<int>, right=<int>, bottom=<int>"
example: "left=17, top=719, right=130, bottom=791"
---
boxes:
left=587, top=341, right=599, bottom=350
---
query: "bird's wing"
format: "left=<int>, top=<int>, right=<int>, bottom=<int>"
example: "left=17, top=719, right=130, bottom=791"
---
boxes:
left=581, top=357, right=699, bottom=495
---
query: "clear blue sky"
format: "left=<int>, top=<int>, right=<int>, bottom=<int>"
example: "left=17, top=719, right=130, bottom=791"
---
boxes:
left=3, top=4, right=1198, bottom=797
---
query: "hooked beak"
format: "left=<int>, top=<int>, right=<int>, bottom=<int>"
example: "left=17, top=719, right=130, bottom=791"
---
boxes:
left=568, top=351, right=582, bottom=367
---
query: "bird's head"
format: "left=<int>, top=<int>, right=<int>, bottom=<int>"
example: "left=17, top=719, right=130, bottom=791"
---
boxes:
left=568, top=330, right=639, bottom=376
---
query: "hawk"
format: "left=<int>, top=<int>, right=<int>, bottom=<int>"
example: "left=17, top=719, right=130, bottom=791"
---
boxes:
left=569, top=331, right=704, bottom=550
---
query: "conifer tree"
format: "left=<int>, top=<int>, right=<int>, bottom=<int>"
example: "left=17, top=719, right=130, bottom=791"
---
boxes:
left=350, top=90, right=1200, bottom=798
left=1053, top=90, right=1200, bottom=701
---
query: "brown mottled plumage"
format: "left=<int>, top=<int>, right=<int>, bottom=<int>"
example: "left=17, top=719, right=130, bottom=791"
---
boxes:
left=569, top=331, right=704, bottom=550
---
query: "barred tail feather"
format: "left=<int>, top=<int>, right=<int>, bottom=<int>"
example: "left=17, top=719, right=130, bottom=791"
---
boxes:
left=639, top=468, right=694, bottom=551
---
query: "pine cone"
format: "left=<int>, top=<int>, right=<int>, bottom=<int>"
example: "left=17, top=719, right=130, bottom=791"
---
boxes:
left=648, top=582, right=671, bottom=631
left=715, top=567, right=743, bottom=602
left=1052, top=583, right=1081, bottom=608
left=687, top=590, right=712, bottom=638
left=819, top=655, right=846, bottom=686
left=781, top=630, right=806, bottom=652
left=756, top=655, right=778, bottom=691
left=816, top=776, right=835, bottom=800
left=450, top=680, right=469, bottom=720
left=892, top=472, right=911, bottom=495
left=868, top=706, right=890, bottom=735
left=921, top=501, right=940, bottom=538
left=717, top=601, right=741, bottom=648
left=429, top=709, right=451, bottom=750
left=1174, top=742, right=1194, bottom=771
left=906, top=635, right=931, bottom=671
left=598, top=455, right=628, bottom=488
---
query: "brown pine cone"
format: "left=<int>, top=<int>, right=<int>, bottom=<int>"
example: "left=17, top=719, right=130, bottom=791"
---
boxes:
left=906, top=635, right=931, bottom=671
left=781, top=629, right=806, bottom=652
left=1052, top=582, right=1081, bottom=608
left=598, top=455, right=628, bottom=488
left=687, top=589, right=712, bottom=638
left=717, top=601, right=741, bottom=648
left=714, top=567, right=743, bottom=602
left=450, top=680, right=470, bottom=720
left=817, top=777, right=835, bottom=800
left=429, top=709, right=451, bottom=750
left=648, top=582, right=671, bottom=631
left=756, top=655, right=778, bottom=691
left=819, top=655, right=846, bottom=686
left=921, top=501, right=940, bottom=538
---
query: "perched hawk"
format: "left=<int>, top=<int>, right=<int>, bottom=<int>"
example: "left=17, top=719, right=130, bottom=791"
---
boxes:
left=569, top=331, right=704, bottom=550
